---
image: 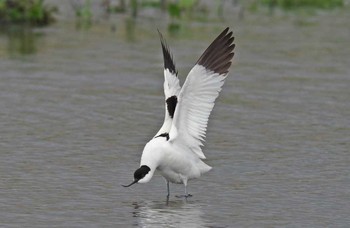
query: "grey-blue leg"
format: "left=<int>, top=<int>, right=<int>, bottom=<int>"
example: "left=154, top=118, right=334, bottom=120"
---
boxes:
left=166, top=180, right=170, bottom=197
left=184, top=184, right=192, bottom=198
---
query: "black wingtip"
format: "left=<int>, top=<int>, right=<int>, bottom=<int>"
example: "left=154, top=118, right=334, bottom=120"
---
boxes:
left=158, top=30, right=178, bottom=76
left=196, top=27, right=235, bottom=75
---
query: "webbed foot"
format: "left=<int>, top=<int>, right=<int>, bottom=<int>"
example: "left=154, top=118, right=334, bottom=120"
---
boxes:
left=175, top=194, right=192, bottom=198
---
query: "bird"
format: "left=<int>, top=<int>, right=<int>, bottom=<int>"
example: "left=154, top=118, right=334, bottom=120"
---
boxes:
left=122, top=27, right=235, bottom=198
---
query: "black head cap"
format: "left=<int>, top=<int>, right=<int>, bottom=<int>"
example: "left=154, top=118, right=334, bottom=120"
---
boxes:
left=122, top=165, right=151, bottom=188
left=134, top=165, right=151, bottom=181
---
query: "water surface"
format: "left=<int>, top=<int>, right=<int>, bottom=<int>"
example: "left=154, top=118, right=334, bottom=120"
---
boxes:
left=0, top=6, right=349, bottom=227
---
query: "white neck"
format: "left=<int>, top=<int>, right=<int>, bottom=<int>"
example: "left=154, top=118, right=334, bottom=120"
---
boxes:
left=154, top=110, right=172, bottom=137
left=138, top=138, right=165, bottom=183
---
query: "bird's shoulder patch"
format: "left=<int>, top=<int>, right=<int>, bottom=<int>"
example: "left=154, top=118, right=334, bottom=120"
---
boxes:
left=155, top=133, right=170, bottom=140
left=166, top=96, right=177, bottom=118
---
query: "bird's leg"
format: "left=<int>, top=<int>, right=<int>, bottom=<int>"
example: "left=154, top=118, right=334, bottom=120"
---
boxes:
left=184, top=184, right=192, bottom=198
left=164, top=180, right=170, bottom=204
left=163, top=178, right=170, bottom=201
left=166, top=180, right=170, bottom=197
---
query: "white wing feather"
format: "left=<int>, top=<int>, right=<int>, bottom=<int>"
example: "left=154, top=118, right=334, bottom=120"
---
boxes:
left=169, top=28, right=235, bottom=159
left=155, top=32, right=181, bottom=137
left=155, top=69, right=181, bottom=137
left=163, top=69, right=181, bottom=99
left=169, top=66, right=226, bottom=159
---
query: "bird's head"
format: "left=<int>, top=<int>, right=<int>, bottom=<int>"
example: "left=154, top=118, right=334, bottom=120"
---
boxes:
left=122, top=165, right=152, bottom=187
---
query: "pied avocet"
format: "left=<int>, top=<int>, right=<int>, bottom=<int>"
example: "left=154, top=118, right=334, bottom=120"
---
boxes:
left=123, top=27, right=235, bottom=198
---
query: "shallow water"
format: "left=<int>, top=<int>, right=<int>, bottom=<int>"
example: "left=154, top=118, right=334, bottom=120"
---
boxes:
left=0, top=5, right=350, bottom=227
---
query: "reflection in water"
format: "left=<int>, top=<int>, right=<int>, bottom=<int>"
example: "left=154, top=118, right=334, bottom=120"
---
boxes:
left=125, top=17, right=136, bottom=42
left=1, top=26, right=42, bottom=56
left=71, top=0, right=93, bottom=30
left=75, top=18, right=92, bottom=30
left=167, top=23, right=181, bottom=36
left=132, top=200, right=207, bottom=227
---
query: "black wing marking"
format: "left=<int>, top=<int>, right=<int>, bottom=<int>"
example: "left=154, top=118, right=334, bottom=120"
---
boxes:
left=155, top=133, right=170, bottom=140
left=166, top=95, right=177, bottom=118
left=158, top=30, right=178, bottom=76
left=196, top=27, right=235, bottom=75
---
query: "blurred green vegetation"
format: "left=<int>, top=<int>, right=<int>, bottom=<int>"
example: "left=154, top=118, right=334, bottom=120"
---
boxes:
left=103, top=0, right=209, bottom=20
left=256, top=0, right=344, bottom=10
left=101, top=0, right=210, bottom=34
left=168, top=0, right=203, bottom=18
left=71, top=0, right=93, bottom=29
left=0, top=0, right=57, bottom=26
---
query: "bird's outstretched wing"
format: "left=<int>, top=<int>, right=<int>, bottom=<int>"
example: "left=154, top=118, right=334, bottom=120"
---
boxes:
left=154, top=31, right=181, bottom=138
left=168, top=28, right=235, bottom=159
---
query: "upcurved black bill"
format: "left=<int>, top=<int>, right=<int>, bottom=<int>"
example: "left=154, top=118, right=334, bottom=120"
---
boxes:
left=122, top=180, right=138, bottom=187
